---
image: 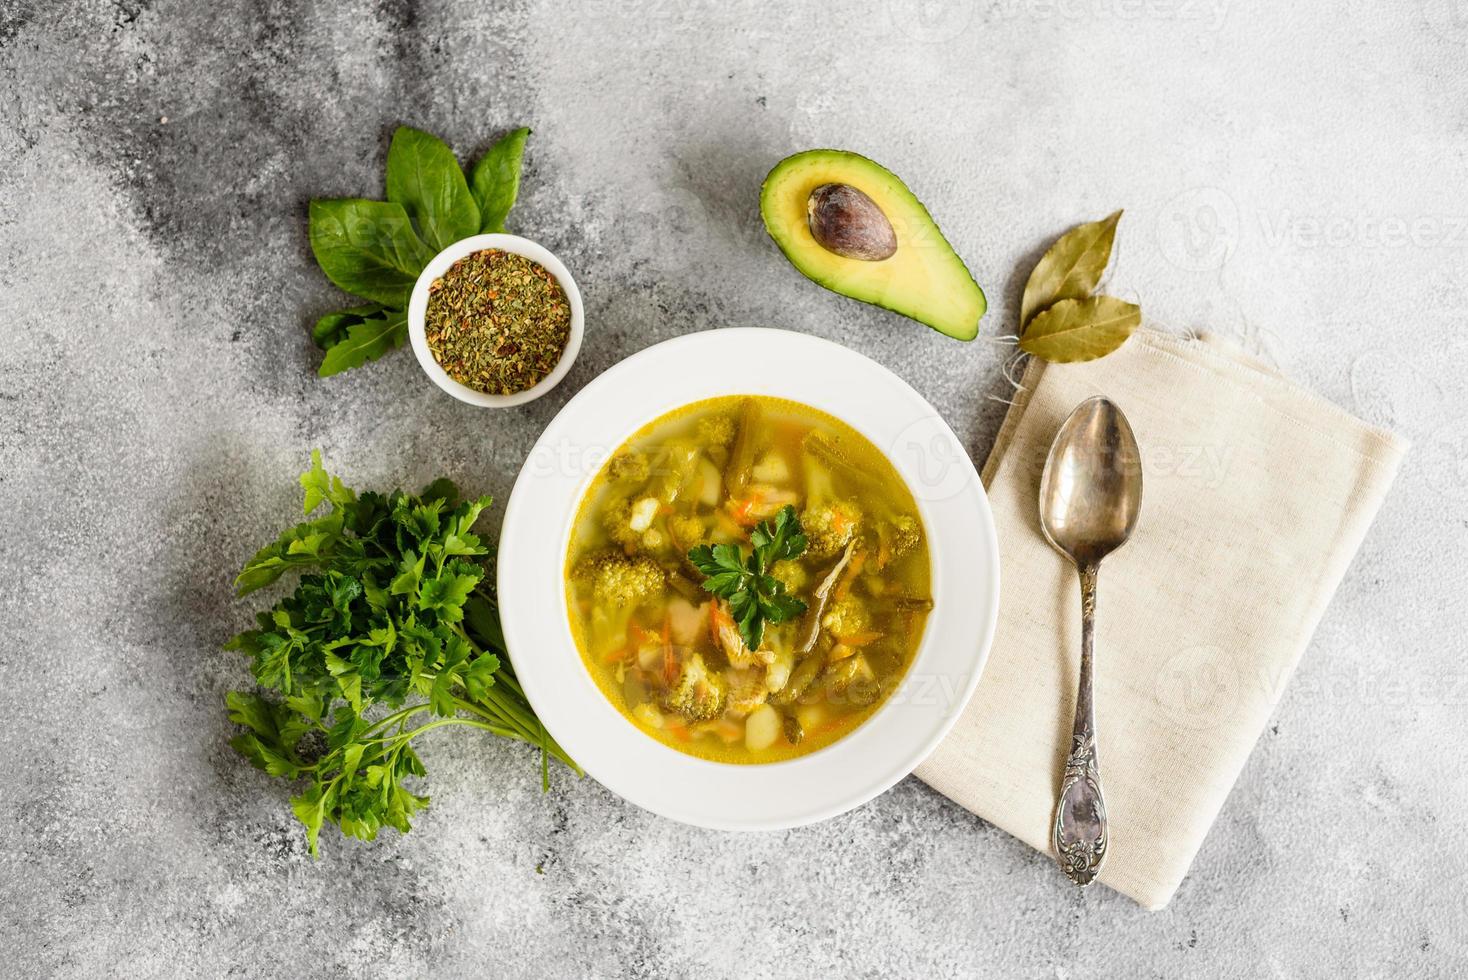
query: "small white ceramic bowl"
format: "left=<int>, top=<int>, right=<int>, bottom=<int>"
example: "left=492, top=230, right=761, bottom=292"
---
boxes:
left=408, top=234, right=584, bottom=407
left=498, top=328, right=1001, bottom=831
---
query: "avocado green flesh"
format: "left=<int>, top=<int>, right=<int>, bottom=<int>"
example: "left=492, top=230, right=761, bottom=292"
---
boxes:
left=760, top=149, right=986, bottom=340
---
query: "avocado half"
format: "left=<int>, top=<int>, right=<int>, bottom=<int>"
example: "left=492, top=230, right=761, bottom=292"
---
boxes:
left=759, top=149, right=987, bottom=341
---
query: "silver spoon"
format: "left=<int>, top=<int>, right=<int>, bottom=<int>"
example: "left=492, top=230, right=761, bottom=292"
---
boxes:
left=1038, top=396, right=1143, bottom=887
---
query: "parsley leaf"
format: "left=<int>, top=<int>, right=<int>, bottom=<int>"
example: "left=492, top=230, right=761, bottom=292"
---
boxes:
left=299, top=450, right=356, bottom=512
left=687, top=505, right=809, bottom=650
left=224, top=453, right=580, bottom=857
left=750, top=504, right=809, bottom=569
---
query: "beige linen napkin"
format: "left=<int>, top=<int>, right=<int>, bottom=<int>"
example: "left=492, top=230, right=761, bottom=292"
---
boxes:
left=915, top=328, right=1406, bottom=910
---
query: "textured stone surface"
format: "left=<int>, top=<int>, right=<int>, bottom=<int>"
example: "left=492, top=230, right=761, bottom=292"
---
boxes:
left=2, top=1, right=1465, bottom=976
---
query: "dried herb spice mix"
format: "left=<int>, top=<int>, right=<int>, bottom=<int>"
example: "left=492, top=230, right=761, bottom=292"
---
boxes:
left=425, top=249, right=571, bottom=395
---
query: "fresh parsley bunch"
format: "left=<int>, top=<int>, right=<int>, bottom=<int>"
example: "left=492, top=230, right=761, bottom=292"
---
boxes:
left=688, top=505, right=809, bottom=650
left=225, top=452, right=577, bottom=856
left=308, top=125, right=530, bottom=377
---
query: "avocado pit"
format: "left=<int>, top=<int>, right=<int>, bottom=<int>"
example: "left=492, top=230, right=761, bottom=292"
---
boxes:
left=806, top=183, right=898, bottom=261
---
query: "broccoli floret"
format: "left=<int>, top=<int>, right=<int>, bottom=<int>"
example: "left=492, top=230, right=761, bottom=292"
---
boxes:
left=697, top=414, right=736, bottom=447
left=601, top=498, right=641, bottom=550
left=607, top=451, right=650, bottom=483
left=668, top=513, right=706, bottom=550
left=662, top=652, right=727, bottom=721
left=577, top=551, right=665, bottom=607
left=651, top=440, right=701, bottom=504
left=770, top=559, right=808, bottom=594
left=887, top=514, right=921, bottom=560
left=800, top=501, right=860, bottom=559
left=821, top=595, right=869, bottom=638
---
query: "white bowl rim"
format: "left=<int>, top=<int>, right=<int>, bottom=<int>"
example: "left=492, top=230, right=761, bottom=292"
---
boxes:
left=497, top=327, right=1000, bottom=831
left=407, top=233, right=584, bottom=408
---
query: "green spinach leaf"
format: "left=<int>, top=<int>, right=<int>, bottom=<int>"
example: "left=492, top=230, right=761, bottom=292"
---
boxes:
left=470, top=127, right=530, bottom=233
left=385, top=126, right=482, bottom=252
left=308, top=199, right=431, bottom=308
left=306, top=125, right=533, bottom=378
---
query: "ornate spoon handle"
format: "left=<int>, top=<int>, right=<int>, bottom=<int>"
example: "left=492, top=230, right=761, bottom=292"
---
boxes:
left=1053, top=563, right=1108, bottom=886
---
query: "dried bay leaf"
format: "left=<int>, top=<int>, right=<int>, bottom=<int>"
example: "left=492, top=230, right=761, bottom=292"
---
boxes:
left=1018, top=295, right=1140, bottom=362
left=1020, top=210, right=1123, bottom=330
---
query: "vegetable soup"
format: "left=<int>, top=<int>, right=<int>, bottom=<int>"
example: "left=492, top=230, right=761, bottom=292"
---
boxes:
left=564, top=396, right=932, bottom=763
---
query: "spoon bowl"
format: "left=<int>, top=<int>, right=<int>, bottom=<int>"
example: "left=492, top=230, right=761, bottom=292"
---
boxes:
left=1039, top=397, right=1143, bottom=567
left=1038, top=396, right=1143, bottom=886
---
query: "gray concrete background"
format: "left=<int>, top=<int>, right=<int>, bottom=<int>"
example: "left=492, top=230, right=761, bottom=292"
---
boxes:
left=1, top=1, right=1465, bottom=976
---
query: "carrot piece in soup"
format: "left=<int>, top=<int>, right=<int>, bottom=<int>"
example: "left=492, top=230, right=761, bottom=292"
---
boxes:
left=834, top=550, right=866, bottom=601
left=661, top=616, right=677, bottom=685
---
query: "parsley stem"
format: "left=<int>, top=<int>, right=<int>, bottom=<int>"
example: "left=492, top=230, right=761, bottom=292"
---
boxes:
left=362, top=704, right=431, bottom=737
left=493, top=669, right=528, bottom=700
left=348, top=672, right=578, bottom=775
left=368, top=717, right=518, bottom=745
left=454, top=692, right=580, bottom=773
left=475, top=683, right=542, bottom=736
